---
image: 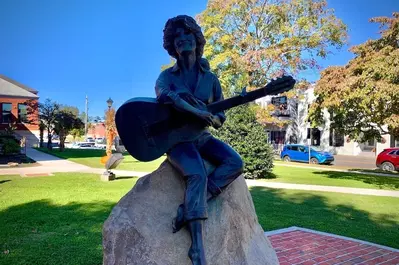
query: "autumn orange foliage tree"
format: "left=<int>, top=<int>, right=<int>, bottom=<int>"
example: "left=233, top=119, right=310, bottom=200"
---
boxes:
left=309, top=13, right=399, bottom=141
left=105, top=107, right=117, bottom=158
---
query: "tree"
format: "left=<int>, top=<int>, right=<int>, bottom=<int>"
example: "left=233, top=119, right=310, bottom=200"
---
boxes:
left=70, top=127, right=84, bottom=141
left=161, top=57, right=176, bottom=71
left=27, top=99, right=60, bottom=150
left=38, top=121, right=45, bottom=148
left=105, top=107, right=117, bottom=157
left=54, top=108, right=84, bottom=151
left=309, top=13, right=399, bottom=142
left=212, top=105, right=274, bottom=178
left=195, top=0, right=347, bottom=175
left=59, top=105, right=79, bottom=117
left=197, top=0, right=347, bottom=102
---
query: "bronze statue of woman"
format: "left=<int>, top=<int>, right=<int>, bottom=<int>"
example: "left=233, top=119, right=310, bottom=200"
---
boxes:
left=156, top=15, right=244, bottom=265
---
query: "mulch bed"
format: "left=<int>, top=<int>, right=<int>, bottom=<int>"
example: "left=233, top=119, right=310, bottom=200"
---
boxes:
left=0, top=154, right=36, bottom=166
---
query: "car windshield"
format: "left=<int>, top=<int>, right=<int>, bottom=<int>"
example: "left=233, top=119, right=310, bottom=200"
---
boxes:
left=310, top=146, right=323, bottom=152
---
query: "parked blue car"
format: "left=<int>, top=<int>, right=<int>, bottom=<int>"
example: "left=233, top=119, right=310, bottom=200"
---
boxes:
left=280, top=144, right=334, bottom=164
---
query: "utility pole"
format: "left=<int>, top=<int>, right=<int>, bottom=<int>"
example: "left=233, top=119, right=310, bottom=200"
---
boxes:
left=85, top=95, right=88, bottom=140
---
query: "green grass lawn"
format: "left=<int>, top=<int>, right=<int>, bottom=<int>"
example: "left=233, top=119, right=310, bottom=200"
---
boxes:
left=265, top=166, right=399, bottom=190
left=35, top=148, right=399, bottom=190
left=36, top=148, right=165, bottom=172
left=251, top=186, right=399, bottom=249
left=1, top=173, right=398, bottom=265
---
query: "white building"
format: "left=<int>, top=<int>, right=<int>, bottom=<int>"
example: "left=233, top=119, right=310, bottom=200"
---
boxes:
left=256, top=85, right=399, bottom=157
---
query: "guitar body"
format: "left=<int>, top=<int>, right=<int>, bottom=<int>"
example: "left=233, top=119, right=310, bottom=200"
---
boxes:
left=115, top=98, right=204, bottom=162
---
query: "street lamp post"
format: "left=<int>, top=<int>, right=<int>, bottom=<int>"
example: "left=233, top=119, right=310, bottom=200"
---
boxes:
left=107, top=97, right=114, bottom=109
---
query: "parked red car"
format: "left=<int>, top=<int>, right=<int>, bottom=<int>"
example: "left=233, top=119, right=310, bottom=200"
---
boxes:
left=376, top=148, right=399, bottom=172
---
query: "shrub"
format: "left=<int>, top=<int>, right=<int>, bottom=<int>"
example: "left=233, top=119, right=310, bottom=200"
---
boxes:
left=212, top=104, right=274, bottom=179
left=0, top=138, right=20, bottom=155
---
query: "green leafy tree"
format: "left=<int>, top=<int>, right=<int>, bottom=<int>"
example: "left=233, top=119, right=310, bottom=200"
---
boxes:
left=59, top=105, right=79, bottom=117
left=196, top=0, right=347, bottom=176
left=39, top=121, right=45, bottom=148
left=197, top=0, right=347, bottom=124
left=212, top=105, right=274, bottom=178
left=54, top=107, right=84, bottom=151
left=27, top=99, right=60, bottom=150
left=161, top=57, right=176, bottom=71
left=309, top=13, right=399, bottom=142
left=70, top=127, right=84, bottom=142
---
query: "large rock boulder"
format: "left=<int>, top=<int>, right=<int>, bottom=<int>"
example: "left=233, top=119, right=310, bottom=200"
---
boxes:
left=103, top=161, right=278, bottom=265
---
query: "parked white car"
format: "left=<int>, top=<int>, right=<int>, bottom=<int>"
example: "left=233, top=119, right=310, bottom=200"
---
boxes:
left=71, top=142, right=97, bottom=149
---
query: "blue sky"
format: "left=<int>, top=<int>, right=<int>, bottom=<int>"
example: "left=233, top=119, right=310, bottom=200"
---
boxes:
left=0, top=0, right=398, bottom=117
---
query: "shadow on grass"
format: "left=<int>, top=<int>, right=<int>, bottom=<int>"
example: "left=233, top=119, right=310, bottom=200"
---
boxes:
left=119, top=160, right=141, bottom=164
left=36, top=148, right=130, bottom=159
left=247, top=172, right=277, bottom=179
left=0, top=199, right=114, bottom=265
left=313, top=171, right=399, bottom=190
left=0, top=180, right=11, bottom=185
left=348, top=168, right=399, bottom=175
left=114, top=176, right=136, bottom=180
left=250, top=186, right=399, bottom=249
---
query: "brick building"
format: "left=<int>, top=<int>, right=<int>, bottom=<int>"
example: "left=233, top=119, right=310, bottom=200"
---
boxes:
left=87, top=122, right=106, bottom=139
left=0, top=75, right=40, bottom=146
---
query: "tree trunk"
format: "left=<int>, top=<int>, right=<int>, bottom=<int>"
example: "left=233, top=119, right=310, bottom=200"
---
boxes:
left=47, top=127, right=52, bottom=150
left=39, top=128, right=44, bottom=148
left=59, top=131, right=66, bottom=152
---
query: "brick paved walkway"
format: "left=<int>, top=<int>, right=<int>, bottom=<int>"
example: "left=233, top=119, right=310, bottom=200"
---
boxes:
left=266, top=228, right=399, bottom=265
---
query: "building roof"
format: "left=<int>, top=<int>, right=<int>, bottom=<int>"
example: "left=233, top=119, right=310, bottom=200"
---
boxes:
left=0, top=75, right=39, bottom=99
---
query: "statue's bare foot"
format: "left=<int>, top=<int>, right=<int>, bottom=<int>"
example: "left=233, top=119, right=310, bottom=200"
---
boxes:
left=172, top=204, right=185, bottom=233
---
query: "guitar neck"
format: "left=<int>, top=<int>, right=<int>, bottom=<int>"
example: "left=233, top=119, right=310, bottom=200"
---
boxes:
left=207, top=86, right=266, bottom=114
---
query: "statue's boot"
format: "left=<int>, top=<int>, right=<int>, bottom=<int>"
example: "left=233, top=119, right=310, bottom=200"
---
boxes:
left=173, top=192, right=214, bottom=233
left=188, top=220, right=207, bottom=265
left=172, top=204, right=185, bottom=233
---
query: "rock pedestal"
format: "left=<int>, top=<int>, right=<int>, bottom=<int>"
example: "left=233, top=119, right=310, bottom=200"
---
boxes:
left=103, top=161, right=279, bottom=265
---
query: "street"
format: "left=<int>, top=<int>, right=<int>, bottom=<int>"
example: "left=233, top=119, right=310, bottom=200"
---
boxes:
left=332, top=155, right=377, bottom=170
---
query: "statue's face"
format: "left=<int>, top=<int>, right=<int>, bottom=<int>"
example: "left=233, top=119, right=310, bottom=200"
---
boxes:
left=173, top=27, right=196, bottom=57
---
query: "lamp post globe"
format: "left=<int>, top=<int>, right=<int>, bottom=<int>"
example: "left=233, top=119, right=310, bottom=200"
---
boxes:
left=106, top=97, right=113, bottom=109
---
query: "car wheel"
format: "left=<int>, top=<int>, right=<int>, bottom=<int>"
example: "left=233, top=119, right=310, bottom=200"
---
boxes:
left=310, top=157, right=319, bottom=164
left=283, top=156, right=291, bottom=162
left=381, top=162, right=395, bottom=172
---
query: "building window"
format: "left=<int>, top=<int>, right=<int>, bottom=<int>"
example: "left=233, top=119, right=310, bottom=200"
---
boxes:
left=271, top=96, right=290, bottom=117
left=307, top=128, right=321, bottom=146
left=329, top=129, right=345, bottom=147
left=18, top=104, right=27, bottom=123
left=1, top=103, right=12, bottom=123
left=366, top=138, right=375, bottom=147
left=270, top=131, right=286, bottom=144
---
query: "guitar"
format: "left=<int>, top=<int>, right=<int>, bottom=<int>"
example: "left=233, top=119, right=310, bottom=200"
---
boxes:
left=115, top=76, right=296, bottom=162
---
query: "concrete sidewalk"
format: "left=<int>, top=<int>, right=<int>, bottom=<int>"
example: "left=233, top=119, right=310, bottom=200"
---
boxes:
left=0, top=148, right=150, bottom=178
left=246, top=180, right=399, bottom=197
left=0, top=148, right=90, bottom=175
